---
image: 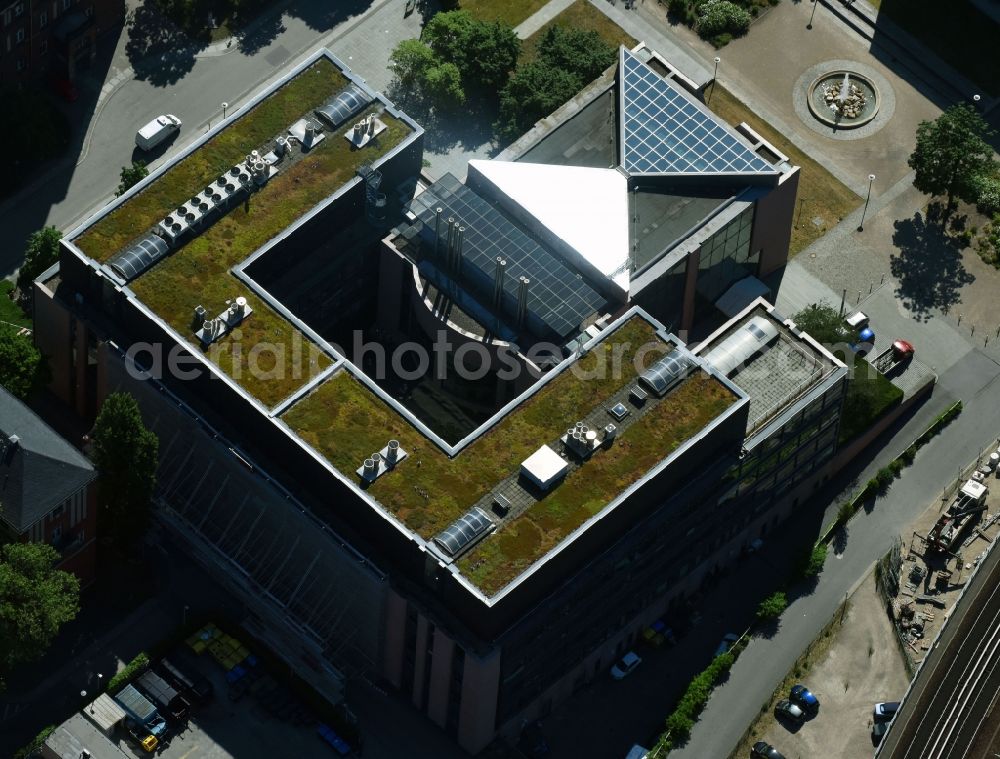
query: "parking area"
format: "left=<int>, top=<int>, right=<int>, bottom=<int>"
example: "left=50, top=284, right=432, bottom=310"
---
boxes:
left=114, top=624, right=357, bottom=759
left=735, top=572, right=910, bottom=759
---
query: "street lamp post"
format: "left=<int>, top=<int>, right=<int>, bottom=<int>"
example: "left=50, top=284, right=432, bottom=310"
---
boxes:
left=858, top=173, right=875, bottom=231
left=221, top=101, right=229, bottom=119
left=973, top=94, right=982, bottom=111
left=807, top=0, right=818, bottom=29
left=708, top=57, right=721, bottom=105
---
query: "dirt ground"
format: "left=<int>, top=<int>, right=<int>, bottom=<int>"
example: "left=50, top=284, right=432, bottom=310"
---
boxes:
left=892, top=457, right=1000, bottom=666
left=740, top=573, right=911, bottom=759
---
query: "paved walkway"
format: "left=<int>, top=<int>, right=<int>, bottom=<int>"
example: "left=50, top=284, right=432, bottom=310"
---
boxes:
left=514, top=0, right=577, bottom=38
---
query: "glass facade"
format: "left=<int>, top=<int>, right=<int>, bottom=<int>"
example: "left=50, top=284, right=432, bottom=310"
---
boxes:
left=633, top=257, right=688, bottom=333
left=696, top=205, right=757, bottom=306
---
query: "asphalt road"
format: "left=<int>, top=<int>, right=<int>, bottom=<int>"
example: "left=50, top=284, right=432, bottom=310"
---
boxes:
left=876, top=532, right=1000, bottom=759
left=664, top=348, right=1000, bottom=759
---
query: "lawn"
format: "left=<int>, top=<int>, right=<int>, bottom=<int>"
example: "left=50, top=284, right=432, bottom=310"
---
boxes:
left=837, top=354, right=903, bottom=444
left=878, top=0, right=998, bottom=96
left=707, top=84, right=860, bottom=257
left=128, top=108, right=411, bottom=407
left=75, top=58, right=348, bottom=263
left=459, top=0, right=550, bottom=27
left=284, top=316, right=737, bottom=596
left=0, top=281, right=31, bottom=329
left=521, top=0, right=638, bottom=63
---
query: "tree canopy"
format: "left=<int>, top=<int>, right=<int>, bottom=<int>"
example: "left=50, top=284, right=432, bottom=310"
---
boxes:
left=0, top=323, right=48, bottom=399
left=116, top=160, right=149, bottom=197
left=16, top=226, right=62, bottom=303
left=422, top=11, right=520, bottom=91
left=388, top=39, right=466, bottom=109
left=92, top=392, right=159, bottom=544
left=0, top=542, right=80, bottom=672
left=908, top=104, right=998, bottom=210
left=792, top=302, right=853, bottom=348
left=496, top=26, right=616, bottom=143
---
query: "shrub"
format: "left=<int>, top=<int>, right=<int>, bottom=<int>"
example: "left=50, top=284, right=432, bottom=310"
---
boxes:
left=667, top=0, right=689, bottom=14
left=972, top=174, right=1000, bottom=216
left=659, top=651, right=735, bottom=744
left=13, top=725, right=55, bottom=759
left=106, top=652, right=150, bottom=693
left=900, top=445, right=917, bottom=465
left=888, top=458, right=904, bottom=477
left=756, top=591, right=787, bottom=620
left=695, top=0, right=752, bottom=39
left=837, top=501, right=854, bottom=524
left=803, top=543, right=828, bottom=578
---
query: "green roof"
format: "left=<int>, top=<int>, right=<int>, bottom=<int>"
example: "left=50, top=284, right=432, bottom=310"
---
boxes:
left=282, top=316, right=738, bottom=595
left=71, top=57, right=414, bottom=408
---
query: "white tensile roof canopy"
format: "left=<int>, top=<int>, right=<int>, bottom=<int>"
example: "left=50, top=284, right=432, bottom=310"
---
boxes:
left=468, top=159, right=630, bottom=294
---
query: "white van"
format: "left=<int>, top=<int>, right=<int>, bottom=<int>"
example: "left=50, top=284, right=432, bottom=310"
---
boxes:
left=135, top=114, right=182, bottom=151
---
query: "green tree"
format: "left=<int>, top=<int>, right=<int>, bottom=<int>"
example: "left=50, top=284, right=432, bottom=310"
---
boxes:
left=16, top=226, right=62, bottom=303
left=792, top=302, right=853, bottom=347
left=388, top=39, right=437, bottom=88
left=800, top=543, right=828, bottom=579
left=756, top=590, right=788, bottom=621
left=536, top=25, right=616, bottom=84
left=496, top=61, right=582, bottom=142
left=908, top=104, right=997, bottom=213
left=116, top=160, right=149, bottom=197
left=0, top=323, right=48, bottom=399
left=92, top=392, right=159, bottom=544
left=0, top=543, right=80, bottom=672
left=423, top=11, right=520, bottom=90
left=424, top=61, right=466, bottom=108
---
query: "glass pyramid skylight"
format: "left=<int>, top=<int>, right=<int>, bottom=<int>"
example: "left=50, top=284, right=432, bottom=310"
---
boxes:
left=619, top=47, right=777, bottom=177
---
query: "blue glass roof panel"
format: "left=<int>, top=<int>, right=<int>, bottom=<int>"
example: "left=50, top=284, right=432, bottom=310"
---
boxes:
left=620, top=48, right=777, bottom=177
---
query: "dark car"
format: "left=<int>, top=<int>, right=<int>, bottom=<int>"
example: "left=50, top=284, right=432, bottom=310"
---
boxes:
left=790, top=684, right=820, bottom=712
left=751, top=741, right=785, bottom=759
left=872, top=719, right=890, bottom=745
left=774, top=699, right=805, bottom=722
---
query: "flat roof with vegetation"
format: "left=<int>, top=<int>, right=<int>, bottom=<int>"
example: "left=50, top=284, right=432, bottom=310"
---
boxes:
left=70, top=55, right=415, bottom=407
left=282, top=315, right=738, bottom=596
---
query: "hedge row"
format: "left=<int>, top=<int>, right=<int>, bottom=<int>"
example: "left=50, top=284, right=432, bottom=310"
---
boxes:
left=106, top=651, right=150, bottom=694
left=818, top=400, right=964, bottom=544
left=12, top=725, right=55, bottom=759
left=650, top=649, right=737, bottom=754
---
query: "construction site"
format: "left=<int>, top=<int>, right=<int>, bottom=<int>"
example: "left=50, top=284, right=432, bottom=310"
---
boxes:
left=877, top=438, right=1000, bottom=668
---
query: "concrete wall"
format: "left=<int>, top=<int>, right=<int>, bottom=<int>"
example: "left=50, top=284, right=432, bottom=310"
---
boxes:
left=753, top=167, right=800, bottom=279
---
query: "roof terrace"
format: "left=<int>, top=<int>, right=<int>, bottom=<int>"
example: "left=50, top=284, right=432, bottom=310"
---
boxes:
left=68, top=53, right=417, bottom=407
left=281, top=313, right=740, bottom=597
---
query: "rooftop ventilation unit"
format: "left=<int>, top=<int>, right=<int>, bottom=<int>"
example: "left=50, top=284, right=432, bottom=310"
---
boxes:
left=314, top=83, right=372, bottom=129
left=434, top=506, right=494, bottom=557
left=356, top=439, right=408, bottom=482
left=638, top=348, right=696, bottom=397
left=107, top=233, right=170, bottom=282
left=703, top=316, right=779, bottom=376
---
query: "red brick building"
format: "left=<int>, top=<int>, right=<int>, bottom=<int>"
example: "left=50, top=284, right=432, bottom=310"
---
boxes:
left=0, top=0, right=125, bottom=83
left=0, top=386, right=98, bottom=586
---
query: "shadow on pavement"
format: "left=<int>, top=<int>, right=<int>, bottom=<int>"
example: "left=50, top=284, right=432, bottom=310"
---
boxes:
left=0, top=32, right=118, bottom=277
left=125, top=4, right=199, bottom=87
left=889, top=211, right=975, bottom=321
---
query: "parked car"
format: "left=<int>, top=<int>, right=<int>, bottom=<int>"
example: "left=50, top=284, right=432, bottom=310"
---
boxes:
left=136, top=114, right=182, bottom=151
left=610, top=651, right=642, bottom=680
left=874, top=701, right=900, bottom=721
left=751, top=741, right=786, bottom=759
left=891, top=340, right=915, bottom=362
left=715, top=633, right=740, bottom=657
left=790, top=684, right=819, bottom=712
left=872, top=719, right=890, bottom=745
left=774, top=699, right=805, bottom=722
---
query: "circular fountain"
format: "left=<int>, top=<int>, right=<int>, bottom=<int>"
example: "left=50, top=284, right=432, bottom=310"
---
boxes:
left=807, top=70, right=879, bottom=128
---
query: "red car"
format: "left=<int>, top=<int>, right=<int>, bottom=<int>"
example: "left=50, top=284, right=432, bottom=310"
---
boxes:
left=51, top=77, right=79, bottom=102
left=892, top=339, right=915, bottom=362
